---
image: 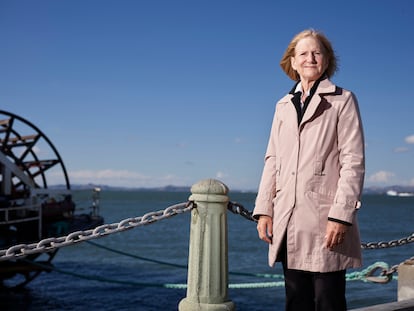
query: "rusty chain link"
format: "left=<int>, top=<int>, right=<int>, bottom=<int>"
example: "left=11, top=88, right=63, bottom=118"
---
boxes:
left=364, top=257, right=414, bottom=284
left=0, top=201, right=194, bottom=262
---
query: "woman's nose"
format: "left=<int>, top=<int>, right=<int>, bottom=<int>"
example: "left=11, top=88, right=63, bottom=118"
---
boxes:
left=307, top=53, right=316, bottom=63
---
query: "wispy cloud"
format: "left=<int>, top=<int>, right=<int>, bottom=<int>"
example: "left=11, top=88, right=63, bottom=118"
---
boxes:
left=394, top=147, right=409, bottom=153
left=234, top=137, right=243, bottom=144
left=405, top=135, right=414, bottom=144
left=367, top=171, right=395, bottom=183
left=70, top=169, right=144, bottom=180
left=50, top=169, right=188, bottom=188
left=175, top=142, right=188, bottom=148
left=216, top=171, right=228, bottom=179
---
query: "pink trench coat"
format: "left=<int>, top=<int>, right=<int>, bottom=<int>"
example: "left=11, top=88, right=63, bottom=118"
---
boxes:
left=253, top=78, right=365, bottom=272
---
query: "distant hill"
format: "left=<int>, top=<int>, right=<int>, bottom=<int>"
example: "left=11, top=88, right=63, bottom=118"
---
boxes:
left=51, top=183, right=191, bottom=192
left=49, top=183, right=414, bottom=195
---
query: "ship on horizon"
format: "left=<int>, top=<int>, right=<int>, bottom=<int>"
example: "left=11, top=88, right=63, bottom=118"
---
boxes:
left=386, top=190, right=414, bottom=197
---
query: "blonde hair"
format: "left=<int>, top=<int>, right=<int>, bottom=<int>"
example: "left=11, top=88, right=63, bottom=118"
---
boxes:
left=280, top=29, right=338, bottom=81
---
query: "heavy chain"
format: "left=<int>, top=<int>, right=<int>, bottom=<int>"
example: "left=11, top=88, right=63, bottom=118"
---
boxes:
left=2, top=198, right=413, bottom=284
left=0, top=201, right=194, bottom=262
left=361, top=233, right=414, bottom=249
left=228, top=201, right=414, bottom=283
left=228, top=201, right=414, bottom=250
left=364, top=257, right=414, bottom=284
left=227, top=201, right=257, bottom=222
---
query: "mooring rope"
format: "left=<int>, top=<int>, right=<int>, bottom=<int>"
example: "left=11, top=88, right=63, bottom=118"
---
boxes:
left=86, top=241, right=188, bottom=269
left=0, top=201, right=194, bottom=262
left=21, top=257, right=395, bottom=289
left=85, top=241, right=397, bottom=284
left=2, top=201, right=412, bottom=262
left=86, top=240, right=285, bottom=279
left=1, top=200, right=411, bottom=284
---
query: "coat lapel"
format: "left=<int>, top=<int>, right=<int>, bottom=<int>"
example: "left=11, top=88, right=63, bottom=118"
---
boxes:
left=300, top=79, right=336, bottom=125
left=280, top=94, right=300, bottom=136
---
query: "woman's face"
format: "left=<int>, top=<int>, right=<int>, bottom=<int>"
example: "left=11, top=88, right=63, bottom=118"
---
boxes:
left=291, top=36, right=328, bottom=83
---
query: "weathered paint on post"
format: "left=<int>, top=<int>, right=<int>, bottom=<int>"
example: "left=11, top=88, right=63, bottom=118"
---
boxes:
left=178, top=179, right=235, bottom=311
left=398, top=259, right=414, bottom=301
left=351, top=260, right=414, bottom=310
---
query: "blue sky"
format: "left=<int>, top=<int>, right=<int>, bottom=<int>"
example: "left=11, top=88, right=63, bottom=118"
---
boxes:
left=1, top=0, right=413, bottom=191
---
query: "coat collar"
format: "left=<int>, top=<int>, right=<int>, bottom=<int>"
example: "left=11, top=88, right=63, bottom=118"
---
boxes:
left=278, top=77, right=337, bottom=132
left=301, top=78, right=336, bottom=125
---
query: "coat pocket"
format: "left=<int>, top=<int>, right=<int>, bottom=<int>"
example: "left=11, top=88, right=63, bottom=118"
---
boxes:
left=275, top=156, right=282, bottom=191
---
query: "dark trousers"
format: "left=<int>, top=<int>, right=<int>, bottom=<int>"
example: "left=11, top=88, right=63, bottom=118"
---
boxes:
left=282, top=262, right=347, bottom=311
left=280, top=239, right=347, bottom=310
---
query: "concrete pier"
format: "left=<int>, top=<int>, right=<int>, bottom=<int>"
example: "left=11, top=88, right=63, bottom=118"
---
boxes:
left=350, top=298, right=414, bottom=310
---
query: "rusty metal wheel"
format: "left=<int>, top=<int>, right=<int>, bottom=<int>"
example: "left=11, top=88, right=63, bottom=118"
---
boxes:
left=0, top=110, right=71, bottom=288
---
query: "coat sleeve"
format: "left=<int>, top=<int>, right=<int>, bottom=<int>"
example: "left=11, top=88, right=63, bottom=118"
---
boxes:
left=253, top=106, right=278, bottom=219
left=328, top=91, right=365, bottom=223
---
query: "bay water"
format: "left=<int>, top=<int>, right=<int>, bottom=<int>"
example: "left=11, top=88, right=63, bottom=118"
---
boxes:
left=0, top=190, right=413, bottom=310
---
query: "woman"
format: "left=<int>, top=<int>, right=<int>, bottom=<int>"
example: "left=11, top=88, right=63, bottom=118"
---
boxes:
left=253, top=29, right=365, bottom=311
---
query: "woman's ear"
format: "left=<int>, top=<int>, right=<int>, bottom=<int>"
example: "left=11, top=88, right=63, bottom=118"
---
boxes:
left=291, top=56, right=297, bottom=71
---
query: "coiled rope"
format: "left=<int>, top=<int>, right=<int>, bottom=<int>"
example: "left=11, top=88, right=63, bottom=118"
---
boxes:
left=21, top=246, right=395, bottom=289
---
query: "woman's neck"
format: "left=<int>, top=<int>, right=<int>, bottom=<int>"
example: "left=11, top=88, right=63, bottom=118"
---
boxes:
left=301, top=80, right=315, bottom=93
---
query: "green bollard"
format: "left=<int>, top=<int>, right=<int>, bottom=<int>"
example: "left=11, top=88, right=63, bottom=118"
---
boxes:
left=178, top=179, right=235, bottom=311
left=398, top=259, right=414, bottom=301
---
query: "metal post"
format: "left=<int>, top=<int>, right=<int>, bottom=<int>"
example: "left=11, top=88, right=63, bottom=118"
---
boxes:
left=179, top=179, right=235, bottom=311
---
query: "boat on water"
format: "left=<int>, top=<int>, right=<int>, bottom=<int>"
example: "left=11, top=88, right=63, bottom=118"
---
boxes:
left=386, top=190, right=414, bottom=197
left=0, top=110, right=104, bottom=288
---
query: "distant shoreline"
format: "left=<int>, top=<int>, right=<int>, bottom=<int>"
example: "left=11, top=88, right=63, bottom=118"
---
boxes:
left=49, top=183, right=414, bottom=195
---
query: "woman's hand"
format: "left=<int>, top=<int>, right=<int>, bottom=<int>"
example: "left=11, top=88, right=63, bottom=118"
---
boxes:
left=257, top=215, right=273, bottom=244
left=325, top=220, right=348, bottom=249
